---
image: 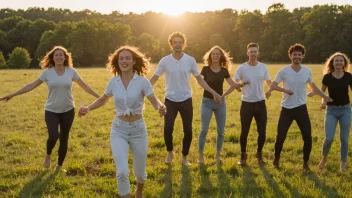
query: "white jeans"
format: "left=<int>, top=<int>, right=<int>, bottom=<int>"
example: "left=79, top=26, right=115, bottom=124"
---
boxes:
left=110, top=117, right=148, bottom=196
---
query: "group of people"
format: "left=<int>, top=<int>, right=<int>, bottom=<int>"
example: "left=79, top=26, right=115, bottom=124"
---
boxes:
left=1, top=31, right=351, bottom=198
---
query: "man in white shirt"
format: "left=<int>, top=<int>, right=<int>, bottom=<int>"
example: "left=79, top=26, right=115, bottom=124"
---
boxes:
left=234, top=43, right=272, bottom=166
left=270, top=43, right=332, bottom=171
left=150, top=32, right=222, bottom=166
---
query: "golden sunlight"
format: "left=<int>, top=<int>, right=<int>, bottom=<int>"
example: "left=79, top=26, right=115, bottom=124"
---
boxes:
left=151, top=0, right=197, bottom=16
left=162, top=8, right=186, bottom=16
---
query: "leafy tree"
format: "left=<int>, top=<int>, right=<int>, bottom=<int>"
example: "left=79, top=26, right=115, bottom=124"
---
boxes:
left=133, top=33, right=161, bottom=61
left=0, top=51, right=7, bottom=68
left=7, top=47, right=31, bottom=68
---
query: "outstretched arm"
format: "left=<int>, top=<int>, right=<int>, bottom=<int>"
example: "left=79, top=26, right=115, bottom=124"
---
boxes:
left=195, top=75, right=222, bottom=103
left=307, top=82, right=332, bottom=102
left=146, top=94, right=166, bottom=116
left=0, top=79, right=43, bottom=102
left=149, top=74, right=160, bottom=86
left=76, top=78, right=100, bottom=98
left=222, top=78, right=242, bottom=97
left=78, top=94, right=110, bottom=117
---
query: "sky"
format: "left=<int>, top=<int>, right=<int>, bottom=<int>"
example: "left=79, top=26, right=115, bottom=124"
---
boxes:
left=1, top=0, right=351, bottom=16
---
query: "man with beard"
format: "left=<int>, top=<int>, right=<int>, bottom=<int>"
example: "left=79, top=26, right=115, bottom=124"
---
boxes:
left=150, top=32, right=222, bottom=166
left=269, top=43, right=332, bottom=171
left=234, top=43, right=272, bottom=166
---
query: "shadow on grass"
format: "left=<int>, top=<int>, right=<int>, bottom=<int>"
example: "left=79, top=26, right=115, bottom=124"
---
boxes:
left=197, top=164, right=215, bottom=197
left=159, top=165, right=173, bottom=198
left=238, top=166, right=265, bottom=196
left=259, top=165, right=286, bottom=198
left=18, top=169, right=59, bottom=197
left=217, top=163, right=237, bottom=197
left=304, top=171, right=341, bottom=198
left=180, top=165, right=192, bottom=198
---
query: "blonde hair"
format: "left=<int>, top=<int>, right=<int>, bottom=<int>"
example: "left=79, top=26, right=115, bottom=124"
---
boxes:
left=323, top=52, right=350, bottom=74
left=106, top=45, right=150, bottom=76
left=203, top=45, right=232, bottom=70
left=40, top=46, right=73, bottom=69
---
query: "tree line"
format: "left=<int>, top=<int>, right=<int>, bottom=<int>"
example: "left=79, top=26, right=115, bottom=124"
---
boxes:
left=0, top=3, right=351, bottom=68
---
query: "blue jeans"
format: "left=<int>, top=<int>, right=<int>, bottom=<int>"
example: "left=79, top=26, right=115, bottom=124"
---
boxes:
left=322, top=104, right=351, bottom=162
left=198, top=97, right=226, bottom=152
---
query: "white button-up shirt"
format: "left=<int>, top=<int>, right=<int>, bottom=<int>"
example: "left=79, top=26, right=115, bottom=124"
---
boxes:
left=104, top=73, right=154, bottom=116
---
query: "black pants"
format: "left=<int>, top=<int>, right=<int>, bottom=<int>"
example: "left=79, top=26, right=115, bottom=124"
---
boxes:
left=164, top=98, right=193, bottom=156
left=274, top=105, right=312, bottom=163
left=240, top=100, right=267, bottom=153
left=45, top=108, right=75, bottom=166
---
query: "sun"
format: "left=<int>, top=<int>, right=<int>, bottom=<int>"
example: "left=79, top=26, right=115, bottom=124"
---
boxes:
left=161, top=7, right=187, bottom=17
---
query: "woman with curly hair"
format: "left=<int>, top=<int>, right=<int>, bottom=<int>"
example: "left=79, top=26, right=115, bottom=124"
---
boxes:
left=311, top=52, right=352, bottom=171
left=78, top=46, right=166, bottom=198
left=0, top=46, right=100, bottom=170
left=198, top=45, right=241, bottom=164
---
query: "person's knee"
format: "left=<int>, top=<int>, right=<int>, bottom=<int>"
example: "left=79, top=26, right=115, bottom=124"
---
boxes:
left=117, top=168, right=129, bottom=182
left=199, top=130, right=208, bottom=138
left=324, top=138, right=333, bottom=146
left=258, top=129, right=266, bottom=137
left=275, top=135, right=286, bottom=145
left=303, top=134, right=312, bottom=143
left=48, top=133, right=59, bottom=142
left=164, top=124, right=174, bottom=131
left=217, top=132, right=224, bottom=138
left=340, top=138, right=348, bottom=146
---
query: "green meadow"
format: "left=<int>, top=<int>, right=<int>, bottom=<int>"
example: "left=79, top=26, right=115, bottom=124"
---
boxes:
left=0, top=64, right=351, bottom=197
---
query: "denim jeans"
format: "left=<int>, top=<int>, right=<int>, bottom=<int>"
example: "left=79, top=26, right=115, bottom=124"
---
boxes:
left=198, top=97, right=226, bottom=153
left=322, top=104, right=351, bottom=162
left=110, top=117, right=148, bottom=196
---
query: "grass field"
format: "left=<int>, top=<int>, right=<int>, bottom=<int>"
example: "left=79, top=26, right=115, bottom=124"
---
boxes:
left=0, top=64, right=351, bottom=197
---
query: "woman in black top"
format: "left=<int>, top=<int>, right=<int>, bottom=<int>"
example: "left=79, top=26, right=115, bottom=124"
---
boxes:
left=198, top=46, right=241, bottom=164
left=310, top=52, right=352, bottom=171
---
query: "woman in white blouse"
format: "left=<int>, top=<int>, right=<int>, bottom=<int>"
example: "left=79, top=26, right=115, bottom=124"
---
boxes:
left=78, top=46, right=166, bottom=198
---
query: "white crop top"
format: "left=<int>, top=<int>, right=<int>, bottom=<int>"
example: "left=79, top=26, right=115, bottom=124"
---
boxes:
left=104, top=73, right=154, bottom=116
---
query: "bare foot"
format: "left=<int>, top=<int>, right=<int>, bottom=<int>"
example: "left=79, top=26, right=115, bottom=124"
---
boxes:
left=165, top=152, right=174, bottom=164
left=318, top=157, right=327, bottom=170
left=341, top=162, right=347, bottom=172
left=198, top=153, right=205, bottom=164
left=43, top=155, right=51, bottom=169
left=182, top=156, right=191, bottom=166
